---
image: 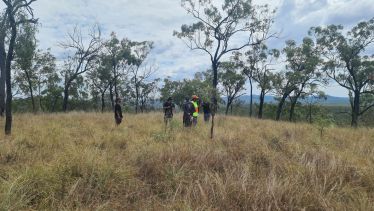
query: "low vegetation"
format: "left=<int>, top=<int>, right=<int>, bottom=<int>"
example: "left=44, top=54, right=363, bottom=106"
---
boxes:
left=0, top=113, right=373, bottom=210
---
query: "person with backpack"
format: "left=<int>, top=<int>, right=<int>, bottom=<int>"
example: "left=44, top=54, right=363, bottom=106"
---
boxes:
left=114, top=98, right=123, bottom=126
left=183, top=97, right=194, bottom=127
left=163, top=97, right=175, bottom=127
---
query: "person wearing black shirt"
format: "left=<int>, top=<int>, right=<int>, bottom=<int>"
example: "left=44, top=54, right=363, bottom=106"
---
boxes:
left=114, top=98, right=123, bottom=126
left=163, top=97, right=175, bottom=125
left=202, top=101, right=211, bottom=122
left=183, top=98, right=194, bottom=127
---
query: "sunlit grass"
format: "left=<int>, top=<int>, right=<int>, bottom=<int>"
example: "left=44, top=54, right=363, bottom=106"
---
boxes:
left=0, top=112, right=373, bottom=210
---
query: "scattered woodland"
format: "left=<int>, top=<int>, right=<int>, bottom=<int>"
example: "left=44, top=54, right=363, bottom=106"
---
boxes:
left=0, top=0, right=374, bottom=210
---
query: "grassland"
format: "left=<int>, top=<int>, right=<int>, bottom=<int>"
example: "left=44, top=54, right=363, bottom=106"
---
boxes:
left=0, top=112, right=373, bottom=210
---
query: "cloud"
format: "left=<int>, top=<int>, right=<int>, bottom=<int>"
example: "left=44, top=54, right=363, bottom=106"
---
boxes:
left=2, top=0, right=373, bottom=97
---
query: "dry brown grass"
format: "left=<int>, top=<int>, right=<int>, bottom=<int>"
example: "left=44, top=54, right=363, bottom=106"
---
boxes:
left=0, top=112, right=373, bottom=210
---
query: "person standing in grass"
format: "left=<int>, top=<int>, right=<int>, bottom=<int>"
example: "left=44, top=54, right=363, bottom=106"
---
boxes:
left=202, top=100, right=211, bottom=122
left=114, top=98, right=123, bottom=126
left=191, top=95, right=199, bottom=126
left=163, top=97, right=175, bottom=127
left=183, top=97, right=194, bottom=127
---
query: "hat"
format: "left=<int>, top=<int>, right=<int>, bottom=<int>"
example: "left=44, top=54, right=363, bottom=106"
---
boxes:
left=192, top=95, right=199, bottom=100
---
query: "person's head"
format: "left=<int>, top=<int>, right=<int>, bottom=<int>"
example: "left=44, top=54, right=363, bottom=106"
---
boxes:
left=167, top=97, right=172, bottom=102
left=116, top=98, right=122, bottom=104
left=192, top=95, right=199, bottom=101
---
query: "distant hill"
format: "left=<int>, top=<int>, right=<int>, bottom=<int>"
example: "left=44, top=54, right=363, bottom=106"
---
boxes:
left=227, top=95, right=350, bottom=106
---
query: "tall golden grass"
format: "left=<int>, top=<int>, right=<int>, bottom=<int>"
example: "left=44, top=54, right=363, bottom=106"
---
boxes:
left=0, top=112, right=373, bottom=210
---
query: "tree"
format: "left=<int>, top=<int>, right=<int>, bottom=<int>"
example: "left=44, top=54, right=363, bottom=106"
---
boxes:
left=0, top=11, right=8, bottom=116
left=138, top=79, right=159, bottom=112
left=283, top=38, right=322, bottom=122
left=250, top=45, right=279, bottom=119
left=103, top=32, right=134, bottom=108
left=13, top=21, right=37, bottom=112
left=174, top=0, right=276, bottom=138
left=310, top=19, right=374, bottom=127
left=129, top=41, right=155, bottom=113
left=60, top=25, right=102, bottom=111
left=219, top=62, right=246, bottom=115
left=1, top=0, right=38, bottom=134
left=88, top=59, right=112, bottom=112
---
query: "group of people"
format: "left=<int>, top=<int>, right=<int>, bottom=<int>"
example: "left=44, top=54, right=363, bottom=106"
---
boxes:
left=163, top=95, right=211, bottom=127
left=113, top=95, right=211, bottom=127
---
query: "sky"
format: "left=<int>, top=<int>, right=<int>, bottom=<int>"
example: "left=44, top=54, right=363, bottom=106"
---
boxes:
left=3, top=0, right=374, bottom=97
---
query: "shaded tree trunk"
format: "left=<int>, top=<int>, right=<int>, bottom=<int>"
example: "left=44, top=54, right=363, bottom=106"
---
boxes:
left=62, top=81, right=71, bottom=112
left=101, top=91, right=105, bottom=113
left=5, top=11, right=17, bottom=135
left=211, top=61, right=219, bottom=139
left=258, top=89, right=266, bottom=119
left=276, top=93, right=289, bottom=121
left=249, top=78, right=253, bottom=117
left=351, top=90, right=360, bottom=128
left=109, top=83, right=114, bottom=110
left=0, top=37, right=6, bottom=117
left=25, top=71, right=36, bottom=112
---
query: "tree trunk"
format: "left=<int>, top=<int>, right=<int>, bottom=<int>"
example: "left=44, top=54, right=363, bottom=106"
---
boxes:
left=5, top=13, right=17, bottom=135
left=211, top=61, right=219, bottom=139
left=351, top=90, right=360, bottom=128
left=289, top=99, right=297, bottom=122
left=109, top=83, right=114, bottom=110
left=308, top=103, right=312, bottom=124
left=258, top=89, right=265, bottom=119
left=249, top=78, right=253, bottom=117
left=135, top=82, right=139, bottom=114
left=51, top=95, right=59, bottom=112
left=62, top=83, right=70, bottom=112
left=276, top=93, right=288, bottom=121
left=25, top=71, right=36, bottom=112
left=101, top=91, right=105, bottom=113
left=0, top=37, right=6, bottom=117
left=225, top=100, right=230, bottom=115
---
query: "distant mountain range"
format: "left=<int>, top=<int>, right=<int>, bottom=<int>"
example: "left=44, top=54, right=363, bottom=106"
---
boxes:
left=230, top=95, right=350, bottom=106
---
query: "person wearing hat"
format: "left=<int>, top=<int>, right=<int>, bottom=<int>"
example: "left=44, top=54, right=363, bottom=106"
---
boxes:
left=163, top=97, right=175, bottom=126
left=114, top=98, right=123, bottom=126
left=191, top=95, right=199, bottom=126
left=183, top=97, right=194, bottom=127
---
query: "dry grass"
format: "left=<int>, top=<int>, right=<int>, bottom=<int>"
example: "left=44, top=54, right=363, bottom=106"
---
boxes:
left=0, top=112, right=373, bottom=210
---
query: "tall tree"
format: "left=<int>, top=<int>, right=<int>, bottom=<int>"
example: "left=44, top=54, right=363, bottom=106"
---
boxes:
left=60, top=25, right=102, bottom=111
left=219, top=62, right=246, bottom=115
left=88, top=59, right=112, bottom=112
left=13, top=21, right=37, bottom=112
left=0, top=11, right=8, bottom=116
left=103, top=32, right=133, bottom=108
left=310, top=19, right=374, bottom=127
left=129, top=41, right=155, bottom=114
left=283, top=38, right=322, bottom=122
left=174, top=0, right=276, bottom=138
left=251, top=45, right=279, bottom=119
left=1, top=0, right=37, bottom=134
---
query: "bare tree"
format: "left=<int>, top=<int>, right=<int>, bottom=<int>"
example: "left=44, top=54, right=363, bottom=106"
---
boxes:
left=1, top=0, right=37, bottom=134
left=59, top=25, right=102, bottom=111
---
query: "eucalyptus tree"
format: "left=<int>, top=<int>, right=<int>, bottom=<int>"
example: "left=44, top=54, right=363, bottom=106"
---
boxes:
left=250, top=45, right=279, bottom=119
left=60, top=25, right=102, bottom=111
left=1, top=0, right=38, bottom=134
left=103, top=32, right=134, bottom=107
left=129, top=41, right=155, bottom=113
left=13, top=21, right=37, bottom=111
left=219, top=62, right=246, bottom=115
left=283, top=38, right=322, bottom=122
left=310, top=18, right=374, bottom=127
left=174, top=0, right=276, bottom=137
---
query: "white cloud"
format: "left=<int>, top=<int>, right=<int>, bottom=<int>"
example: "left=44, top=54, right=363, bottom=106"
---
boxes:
left=2, top=0, right=373, bottom=97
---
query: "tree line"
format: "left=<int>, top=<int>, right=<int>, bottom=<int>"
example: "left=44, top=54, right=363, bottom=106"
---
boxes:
left=1, top=0, right=373, bottom=135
